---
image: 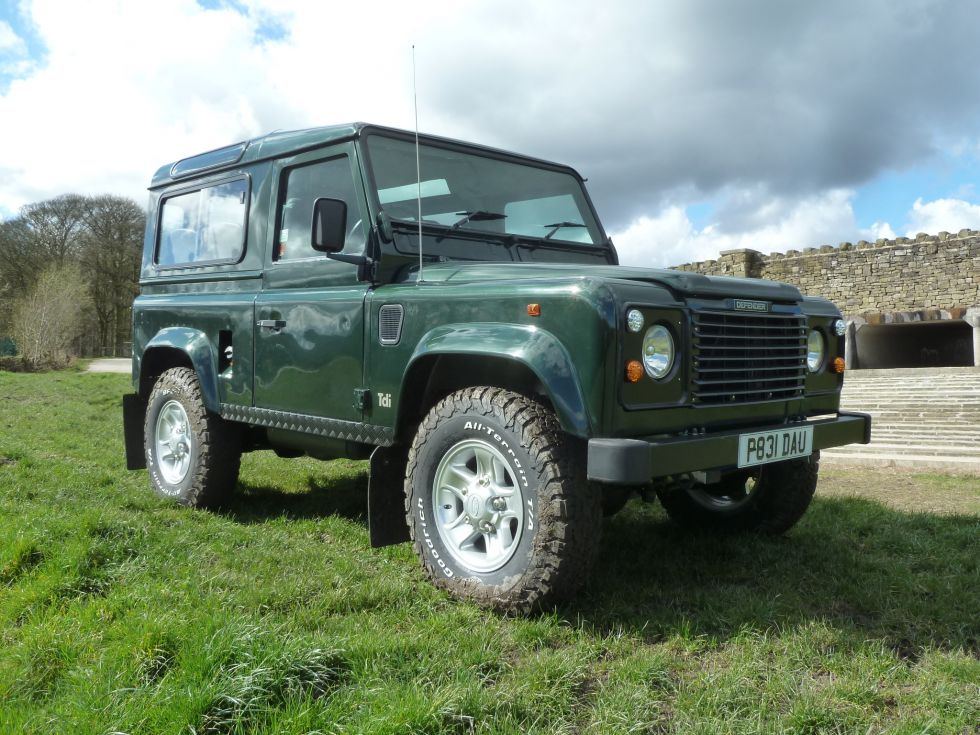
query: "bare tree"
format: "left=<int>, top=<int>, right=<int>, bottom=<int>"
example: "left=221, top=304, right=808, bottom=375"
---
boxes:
left=11, top=263, right=92, bottom=367
left=20, top=194, right=89, bottom=263
left=80, top=196, right=145, bottom=355
left=0, top=217, right=36, bottom=320
left=1, top=195, right=89, bottom=334
left=1, top=193, right=145, bottom=358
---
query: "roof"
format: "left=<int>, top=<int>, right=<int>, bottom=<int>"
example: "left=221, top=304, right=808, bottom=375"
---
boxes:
left=150, top=123, right=365, bottom=188
left=149, top=122, right=583, bottom=190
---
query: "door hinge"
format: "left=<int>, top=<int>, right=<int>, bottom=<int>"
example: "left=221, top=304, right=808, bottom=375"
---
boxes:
left=353, top=388, right=372, bottom=411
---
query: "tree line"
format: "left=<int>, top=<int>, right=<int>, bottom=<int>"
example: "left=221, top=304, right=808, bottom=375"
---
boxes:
left=0, top=194, right=145, bottom=367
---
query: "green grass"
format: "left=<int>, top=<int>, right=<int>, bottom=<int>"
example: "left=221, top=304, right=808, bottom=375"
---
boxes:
left=0, top=370, right=977, bottom=734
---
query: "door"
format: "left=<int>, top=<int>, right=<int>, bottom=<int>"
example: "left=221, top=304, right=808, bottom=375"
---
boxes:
left=253, top=148, right=370, bottom=421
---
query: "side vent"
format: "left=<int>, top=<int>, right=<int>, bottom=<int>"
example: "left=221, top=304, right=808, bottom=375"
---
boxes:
left=379, top=304, right=404, bottom=345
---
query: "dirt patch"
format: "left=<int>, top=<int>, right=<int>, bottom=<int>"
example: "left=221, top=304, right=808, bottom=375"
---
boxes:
left=818, top=466, right=979, bottom=515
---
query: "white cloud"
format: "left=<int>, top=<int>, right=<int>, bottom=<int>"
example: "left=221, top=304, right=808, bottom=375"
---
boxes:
left=0, top=1, right=428, bottom=211
left=2, top=0, right=980, bottom=246
left=611, top=191, right=980, bottom=270
left=866, top=220, right=896, bottom=240
left=611, top=189, right=863, bottom=267
left=904, top=197, right=980, bottom=236
left=0, top=20, right=26, bottom=55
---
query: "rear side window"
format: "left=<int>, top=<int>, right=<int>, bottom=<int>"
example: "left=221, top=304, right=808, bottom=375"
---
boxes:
left=157, top=178, right=248, bottom=267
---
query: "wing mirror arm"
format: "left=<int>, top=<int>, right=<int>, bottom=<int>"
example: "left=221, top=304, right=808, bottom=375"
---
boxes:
left=327, top=251, right=376, bottom=282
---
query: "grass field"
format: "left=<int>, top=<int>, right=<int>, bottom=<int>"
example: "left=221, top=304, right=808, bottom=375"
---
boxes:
left=0, top=370, right=977, bottom=734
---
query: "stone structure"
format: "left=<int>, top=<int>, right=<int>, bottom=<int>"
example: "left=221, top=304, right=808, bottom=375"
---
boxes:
left=672, top=229, right=980, bottom=368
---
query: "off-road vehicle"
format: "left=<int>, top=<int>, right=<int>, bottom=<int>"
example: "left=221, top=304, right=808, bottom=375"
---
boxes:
left=123, top=123, right=871, bottom=612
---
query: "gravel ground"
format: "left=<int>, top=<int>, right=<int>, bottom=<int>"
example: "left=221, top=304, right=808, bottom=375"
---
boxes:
left=85, top=358, right=130, bottom=373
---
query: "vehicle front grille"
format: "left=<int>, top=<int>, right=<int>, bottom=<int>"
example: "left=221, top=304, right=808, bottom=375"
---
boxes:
left=691, top=310, right=807, bottom=405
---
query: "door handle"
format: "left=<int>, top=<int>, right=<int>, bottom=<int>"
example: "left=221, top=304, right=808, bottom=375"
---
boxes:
left=257, top=319, right=286, bottom=331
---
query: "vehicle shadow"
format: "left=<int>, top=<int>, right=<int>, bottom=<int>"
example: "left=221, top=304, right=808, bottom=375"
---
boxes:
left=221, top=471, right=370, bottom=525
left=571, top=496, right=980, bottom=656
left=218, top=472, right=978, bottom=655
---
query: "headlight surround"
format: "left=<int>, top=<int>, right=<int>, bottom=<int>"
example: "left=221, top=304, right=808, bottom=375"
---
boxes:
left=806, top=329, right=825, bottom=373
left=642, top=324, right=675, bottom=379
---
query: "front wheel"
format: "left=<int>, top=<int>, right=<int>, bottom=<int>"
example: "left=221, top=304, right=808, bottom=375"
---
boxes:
left=657, top=453, right=819, bottom=534
left=144, top=367, right=241, bottom=507
left=405, top=387, right=601, bottom=613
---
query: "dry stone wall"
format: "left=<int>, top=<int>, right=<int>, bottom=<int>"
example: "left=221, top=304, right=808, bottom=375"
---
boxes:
left=672, top=229, right=980, bottom=320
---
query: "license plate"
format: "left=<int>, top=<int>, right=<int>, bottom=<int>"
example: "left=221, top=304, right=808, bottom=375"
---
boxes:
left=737, top=426, right=813, bottom=468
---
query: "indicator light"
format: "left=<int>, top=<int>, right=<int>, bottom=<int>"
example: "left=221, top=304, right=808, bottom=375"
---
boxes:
left=833, top=357, right=845, bottom=374
left=625, top=360, right=644, bottom=383
left=527, top=303, right=541, bottom=317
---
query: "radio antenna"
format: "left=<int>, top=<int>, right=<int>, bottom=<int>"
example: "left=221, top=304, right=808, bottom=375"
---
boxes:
left=412, top=44, right=424, bottom=284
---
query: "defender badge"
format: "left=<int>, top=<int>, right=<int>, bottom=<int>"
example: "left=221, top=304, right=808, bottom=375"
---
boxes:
left=734, top=299, right=769, bottom=312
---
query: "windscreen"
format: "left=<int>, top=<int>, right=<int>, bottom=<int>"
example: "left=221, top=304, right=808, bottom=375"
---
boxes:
left=365, top=135, right=604, bottom=246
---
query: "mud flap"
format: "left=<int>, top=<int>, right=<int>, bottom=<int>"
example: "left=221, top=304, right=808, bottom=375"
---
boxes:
left=368, top=444, right=411, bottom=547
left=123, top=393, right=147, bottom=470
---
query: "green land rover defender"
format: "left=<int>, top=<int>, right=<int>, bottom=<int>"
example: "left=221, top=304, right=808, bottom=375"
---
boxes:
left=123, top=123, right=871, bottom=612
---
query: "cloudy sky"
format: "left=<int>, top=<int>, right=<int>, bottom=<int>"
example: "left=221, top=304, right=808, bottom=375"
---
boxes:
left=1, top=0, right=979, bottom=267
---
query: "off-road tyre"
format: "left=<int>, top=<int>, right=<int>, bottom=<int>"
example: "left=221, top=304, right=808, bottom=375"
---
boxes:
left=405, top=387, right=601, bottom=614
left=657, top=453, right=819, bottom=534
left=144, top=367, right=241, bottom=508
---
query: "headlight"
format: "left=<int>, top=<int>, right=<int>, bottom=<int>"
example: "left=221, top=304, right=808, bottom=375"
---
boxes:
left=806, top=329, right=825, bottom=373
left=642, top=325, right=674, bottom=379
left=834, top=318, right=846, bottom=336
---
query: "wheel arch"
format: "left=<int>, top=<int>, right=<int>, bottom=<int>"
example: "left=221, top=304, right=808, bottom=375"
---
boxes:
left=396, top=324, right=593, bottom=441
left=137, top=327, right=220, bottom=412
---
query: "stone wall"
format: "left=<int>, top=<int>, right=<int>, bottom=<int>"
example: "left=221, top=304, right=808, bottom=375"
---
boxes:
left=672, top=229, right=980, bottom=320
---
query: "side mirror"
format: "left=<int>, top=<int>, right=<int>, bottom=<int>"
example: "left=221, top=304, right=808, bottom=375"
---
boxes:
left=311, top=197, right=347, bottom=253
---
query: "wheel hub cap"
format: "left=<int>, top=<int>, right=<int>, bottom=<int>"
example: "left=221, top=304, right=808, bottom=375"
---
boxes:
left=432, top=438, right=525, bottom=574
left=155, top=399, right=193, bottom=485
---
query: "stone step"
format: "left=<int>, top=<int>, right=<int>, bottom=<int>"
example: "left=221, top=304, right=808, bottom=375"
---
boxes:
left=842, top=395, right=980, bottom=400
left=868, top=422, right=980, bottom=428
left=867, top=434, right=978, bottom=442
left=845, top=395, right=980, bottom=400
left=845, top=410, right=980, bottom=419
left=853, top=415, right=980, bottom=422
left=866, top=430, right=980, bottom=440
left=821, top=451, right=980, bottom=474
left=832, top=441, right=980, bottom=460
left=817, top=368, right=980, bottom=474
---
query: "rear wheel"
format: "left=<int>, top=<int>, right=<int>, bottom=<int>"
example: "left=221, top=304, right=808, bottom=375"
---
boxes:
left=657, top=453, right=819, bottom=534
left=144, top=367, right=240, bottom=507
left=405, top=387, right=601, bottom=613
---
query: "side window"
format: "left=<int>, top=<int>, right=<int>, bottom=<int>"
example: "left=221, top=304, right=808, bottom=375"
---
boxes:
left=276, top=157, right=365, bottom=261
left=157, top=179, right=247, bottom=266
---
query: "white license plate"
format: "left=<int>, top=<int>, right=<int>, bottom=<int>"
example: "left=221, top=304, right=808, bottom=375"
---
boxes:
left=737, top=426, right=813, bottom=468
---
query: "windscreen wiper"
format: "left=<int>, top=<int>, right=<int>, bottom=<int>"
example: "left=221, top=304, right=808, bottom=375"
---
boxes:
left=542, top=221, right=587, bottom=240
left=452, top=210, right=507, bottom=230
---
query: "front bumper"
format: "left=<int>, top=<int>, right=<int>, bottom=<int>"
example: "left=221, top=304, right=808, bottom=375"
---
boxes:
left=587, top=411, right=872, bottom=485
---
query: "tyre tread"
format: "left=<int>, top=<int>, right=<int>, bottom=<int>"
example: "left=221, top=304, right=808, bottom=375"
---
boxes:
left=405, top=387, right=600, bottom=613
left=145, top=367, right=240, bottom=508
